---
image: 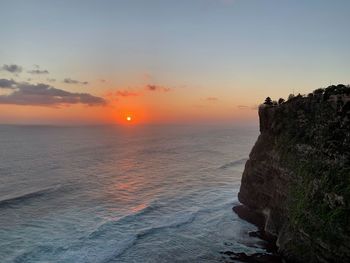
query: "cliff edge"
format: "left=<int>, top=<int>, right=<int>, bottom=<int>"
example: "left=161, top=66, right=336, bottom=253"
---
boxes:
left=238, top=85, right=350, bottom=262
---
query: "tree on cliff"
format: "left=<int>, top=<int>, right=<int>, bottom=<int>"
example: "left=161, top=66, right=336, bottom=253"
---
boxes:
left=313, top=88, right=324, bottom=95
left=264, top=97, right=273, bottom=105
left=278, top=98, right=285, bottom=104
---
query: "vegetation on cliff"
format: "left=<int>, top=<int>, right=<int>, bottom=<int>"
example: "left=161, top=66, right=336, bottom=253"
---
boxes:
left=239, top=84, right=350, bottom=262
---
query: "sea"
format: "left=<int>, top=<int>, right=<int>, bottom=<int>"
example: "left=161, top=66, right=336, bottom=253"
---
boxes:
left=0, top=124, right=264, bottom=263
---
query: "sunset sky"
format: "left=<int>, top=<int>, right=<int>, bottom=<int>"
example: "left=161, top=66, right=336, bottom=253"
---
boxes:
left=1, top=0, right=349, bottom=125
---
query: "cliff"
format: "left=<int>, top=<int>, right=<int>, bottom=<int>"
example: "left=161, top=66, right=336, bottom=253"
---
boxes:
left=238, top=85, right=350, bottom=262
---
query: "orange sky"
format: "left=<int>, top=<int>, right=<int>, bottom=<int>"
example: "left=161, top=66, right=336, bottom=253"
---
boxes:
left=1, top=1, right=349, bottom=125
left=0, top=85, right=258, bottom=125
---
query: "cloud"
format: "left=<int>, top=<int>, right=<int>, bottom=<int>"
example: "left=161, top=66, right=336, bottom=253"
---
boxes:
left=27, top=65, right=49, bottom=74
left=237, top=105, right=249, bottom=109
left=0, top=79, right=17, bottom=88
left=27, top=69, right=49, bottom=74
left=146, top=84, right=171, bottom=92
left=104, top=89, right=139, bottom=102
left=206, top=97, right=218, bottom=102
left=47, top=78, right=56, bottom=83
left=116, top=90, right=139, bottom=97
left=237, top=104, right=258, bottom=110
left=105, top=83, right=173, bottom=102
left=0, top=79, right=105, bottom=106
left=1, top=64, right=23, bottom=73
left=63, top=78, right=88, bottom=85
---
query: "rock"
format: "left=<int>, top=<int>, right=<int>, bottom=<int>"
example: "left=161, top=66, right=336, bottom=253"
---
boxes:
left=248, top=231, right=278, bottom=253
left=237, top=88, right=350, bottom=262
left=221, top=251, right=283, bottom=263
left=232, top=205, right=265, bottom=229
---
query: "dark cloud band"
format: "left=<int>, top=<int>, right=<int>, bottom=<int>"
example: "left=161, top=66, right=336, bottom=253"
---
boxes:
left=0, top=79, right=105, bottom=106
left=0, top=79, right=17, bottom=88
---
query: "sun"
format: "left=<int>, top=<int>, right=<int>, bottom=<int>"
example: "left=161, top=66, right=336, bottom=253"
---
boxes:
left=126, top=116, right=132, bottom=122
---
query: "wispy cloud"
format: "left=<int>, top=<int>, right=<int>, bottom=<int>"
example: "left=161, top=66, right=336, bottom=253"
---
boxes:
left=47, top=78, right=56, bottom=83
left=0, top=79, right=105, bottom=106
left=146, top=84, right=171, bottom=92
left=116, top=90, right=139, bottom=97
left=1, top=64, right=23, bottom=73
left=106, top=83, right=173, bottom=102
left=237, top=104, right=258, bottom=110
left=237, top=105, right=249, bottom=109
left=27, top=69, right=49, bottom=74
left=63, top=78, right=88, bottom=85
left=205, top=97, right=218, bottom=102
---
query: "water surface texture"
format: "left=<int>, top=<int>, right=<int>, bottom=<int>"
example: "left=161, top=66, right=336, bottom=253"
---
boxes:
left=0, top=125, right=261, bottom=263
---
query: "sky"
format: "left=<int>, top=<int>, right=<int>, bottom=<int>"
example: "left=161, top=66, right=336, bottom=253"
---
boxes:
left=0, top=0, right=349, bottom=125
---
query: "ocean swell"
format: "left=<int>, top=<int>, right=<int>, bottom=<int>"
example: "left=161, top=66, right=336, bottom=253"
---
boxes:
left=219, top=158, right=248, bottom=170
left=0, top=185, right=62, bottom=208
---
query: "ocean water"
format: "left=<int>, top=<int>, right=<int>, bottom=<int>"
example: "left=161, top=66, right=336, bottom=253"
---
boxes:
left=0, top=124, right=261, bottom=263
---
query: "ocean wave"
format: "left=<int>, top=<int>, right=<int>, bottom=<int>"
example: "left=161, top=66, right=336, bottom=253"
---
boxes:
left=219, top=158, right=248, bottom=170
left=107, top=212, right=197, bottom=261
left=88, top=196, right=234, bottom=241
left=136, top=212, right=197, bottom=240
left=109, top=201, right=239, bottom=260
left=87, top=201, right=162, bottom=239
left=0, top=185, right=61, bottom=208
left=56, top=209, right=200, bottom=263
left=9, top=200, right=237, bottom=263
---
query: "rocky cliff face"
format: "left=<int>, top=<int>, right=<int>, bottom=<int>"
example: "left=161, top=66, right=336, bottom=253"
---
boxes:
left=238, top=86, right=350, bottom=262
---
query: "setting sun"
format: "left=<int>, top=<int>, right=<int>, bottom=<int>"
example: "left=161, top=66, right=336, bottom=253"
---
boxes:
left=126, top=116, right=132, bottom=122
